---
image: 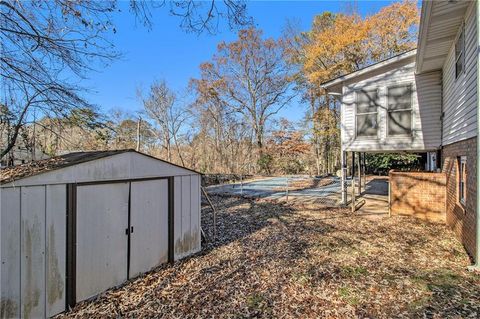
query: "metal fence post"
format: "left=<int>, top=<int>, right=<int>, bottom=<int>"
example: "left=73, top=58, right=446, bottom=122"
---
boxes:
left=286, top=176, right=289, bottom=202
left=240, top=174, right=243, bottom=195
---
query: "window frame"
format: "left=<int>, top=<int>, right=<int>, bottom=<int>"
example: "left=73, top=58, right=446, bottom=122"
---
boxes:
left=455, top=23, right=465, bottom=80
left=354, top=89, right=379, bottom=139
left=457, top=156, right=467, bottom=207
left=386, top=83, right=414, bottom=137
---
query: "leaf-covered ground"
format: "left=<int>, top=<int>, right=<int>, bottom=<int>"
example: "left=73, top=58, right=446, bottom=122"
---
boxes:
left=60, top=196, right=480, bottom=318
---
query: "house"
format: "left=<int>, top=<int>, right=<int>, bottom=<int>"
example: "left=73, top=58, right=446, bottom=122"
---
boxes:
left=0, top=149, right=201, bottom=318
left=322, top=1, right=479, bottom=267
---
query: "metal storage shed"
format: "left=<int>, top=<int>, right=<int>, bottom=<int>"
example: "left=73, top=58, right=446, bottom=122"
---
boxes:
left=0, top=150, right=201, bottom=318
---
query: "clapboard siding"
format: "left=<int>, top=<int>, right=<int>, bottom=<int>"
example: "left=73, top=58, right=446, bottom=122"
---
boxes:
left=341, top=58, right=442, bottom=152
left=442, top=2, right=478, bottom=145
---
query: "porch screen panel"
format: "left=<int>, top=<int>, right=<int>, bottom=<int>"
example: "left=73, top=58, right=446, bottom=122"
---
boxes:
left=388, top=85, right=412, bottom=136
left=356, top=90, right=379, bottom=137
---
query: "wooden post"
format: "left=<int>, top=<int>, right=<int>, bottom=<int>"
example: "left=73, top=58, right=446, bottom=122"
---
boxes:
left=388, top=174, right=391, bottom=218
left=351, top=152, right=356, bottom=212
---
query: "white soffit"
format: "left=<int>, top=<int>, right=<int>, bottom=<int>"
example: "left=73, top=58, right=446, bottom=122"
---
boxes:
left=416, top=0, right=470, bottom=73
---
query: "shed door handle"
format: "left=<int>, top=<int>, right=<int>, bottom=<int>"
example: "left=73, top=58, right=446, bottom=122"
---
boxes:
left=125, top=227, right=134, bottom=235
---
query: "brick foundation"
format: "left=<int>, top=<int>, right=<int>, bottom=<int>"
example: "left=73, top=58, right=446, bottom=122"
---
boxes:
left=389, top=170, right=446, bottom=222
left=442, top=137, right=477, bottom=260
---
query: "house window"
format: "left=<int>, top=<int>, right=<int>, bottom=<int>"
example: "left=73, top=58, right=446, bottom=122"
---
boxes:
left=455, top=25, right=465, bottom=79
left=387, top=84, right=412, bottom=136
left=356, top=90, right=378, bottom=137
left=458, top=156, right=467, bottom=205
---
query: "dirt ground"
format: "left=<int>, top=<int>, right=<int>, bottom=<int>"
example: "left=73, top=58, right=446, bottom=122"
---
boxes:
left=60, top=196, right=480, bottom=318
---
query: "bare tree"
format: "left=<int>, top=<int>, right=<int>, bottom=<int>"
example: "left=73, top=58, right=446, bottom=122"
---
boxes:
left=140, top=81, right=188, bottom=165
left=0, top=0, right=250, bottom=163
left=192, top=27, right=295, bottom=160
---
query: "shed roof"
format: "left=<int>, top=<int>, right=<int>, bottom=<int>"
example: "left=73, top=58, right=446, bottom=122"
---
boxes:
left=1, top=149, right=199, bottom=184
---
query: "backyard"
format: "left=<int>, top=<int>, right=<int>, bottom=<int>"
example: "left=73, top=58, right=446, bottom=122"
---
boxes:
left=59, top=195, right=480, bottom=318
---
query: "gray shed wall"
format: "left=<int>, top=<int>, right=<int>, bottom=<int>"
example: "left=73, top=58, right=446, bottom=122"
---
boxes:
left=0, top=185, right=66, bottom=319
left=1, top=153, right=201, bottom=318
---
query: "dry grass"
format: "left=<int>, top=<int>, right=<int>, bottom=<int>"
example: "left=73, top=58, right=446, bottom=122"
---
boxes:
left=60, top=196, right=480, bottom=318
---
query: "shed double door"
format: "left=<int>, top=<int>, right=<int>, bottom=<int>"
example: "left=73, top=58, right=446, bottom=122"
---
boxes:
left=75, top=179, right=168, bottom=302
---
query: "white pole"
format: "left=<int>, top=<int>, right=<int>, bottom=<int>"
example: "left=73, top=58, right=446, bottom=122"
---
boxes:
left=341, top=150, right=347, bottom=205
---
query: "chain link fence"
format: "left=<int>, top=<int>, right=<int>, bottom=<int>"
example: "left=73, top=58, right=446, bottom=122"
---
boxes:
left=204, top=174, right=357, bottom=207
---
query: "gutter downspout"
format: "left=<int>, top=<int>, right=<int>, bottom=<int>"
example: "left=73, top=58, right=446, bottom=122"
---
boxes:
left=468, top=0, right=480, bottom=271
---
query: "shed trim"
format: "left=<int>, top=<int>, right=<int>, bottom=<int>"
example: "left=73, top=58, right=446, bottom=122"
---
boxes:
left=1, top=149, right=201, bottom=185
left=63, top=176, right=176, bottom=309
left=65, top=183, right=77, bottom=310
left=168, top=177, right=175, bottom=263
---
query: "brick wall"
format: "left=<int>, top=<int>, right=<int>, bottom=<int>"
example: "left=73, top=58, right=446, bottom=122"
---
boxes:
left=442, top=137, right=477, bottom=260
left=389, top=170, right=446, bottom=222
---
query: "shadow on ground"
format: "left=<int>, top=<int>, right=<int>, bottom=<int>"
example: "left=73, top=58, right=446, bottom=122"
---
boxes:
left=59, top=195, right=480, bottom=319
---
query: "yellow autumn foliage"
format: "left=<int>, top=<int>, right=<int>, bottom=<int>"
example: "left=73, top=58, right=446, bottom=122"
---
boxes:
left=303, top=0, right=419, bottom=87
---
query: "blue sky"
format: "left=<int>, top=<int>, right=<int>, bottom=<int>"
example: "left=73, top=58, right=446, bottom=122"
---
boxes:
left=84, top=1, right=397, bottom=122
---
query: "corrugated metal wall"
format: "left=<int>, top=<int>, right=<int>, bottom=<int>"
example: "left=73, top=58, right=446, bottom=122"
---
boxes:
left=174, top=175, right=201, bottom=260
left=0, top=185, right=66, bottom=319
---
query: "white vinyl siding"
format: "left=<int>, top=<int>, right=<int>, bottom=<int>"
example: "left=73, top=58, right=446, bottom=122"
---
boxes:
left=442, top=2, right=478, bottom=145
left=341, top=58, right=442, bottom=152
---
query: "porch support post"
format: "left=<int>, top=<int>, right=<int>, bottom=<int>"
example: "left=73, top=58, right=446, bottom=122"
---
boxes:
left=341, top=150, right=347, bottom=205
left=351, top=152, right=356, bottom=212
left=362, top=153, right=367, bottom=192
left=357, top=152, right=361, bottom=195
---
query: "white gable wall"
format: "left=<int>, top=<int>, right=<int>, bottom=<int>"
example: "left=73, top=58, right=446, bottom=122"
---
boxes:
left=341, top=58, right=442, bottom=152
left=442, top=1, right=478, bottom=145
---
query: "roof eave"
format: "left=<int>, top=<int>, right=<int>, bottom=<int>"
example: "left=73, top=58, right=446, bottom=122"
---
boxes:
left=415, top=0, right=433, bottom=74
left=321, top=49, right=417, bottom=91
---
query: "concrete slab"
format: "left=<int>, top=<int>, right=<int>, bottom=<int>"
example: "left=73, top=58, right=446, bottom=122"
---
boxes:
left=356, top=177, right=389, bottom=219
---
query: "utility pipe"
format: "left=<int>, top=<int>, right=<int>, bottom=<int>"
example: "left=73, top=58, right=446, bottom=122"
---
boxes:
left=469, top=0, right=480, bottom=270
